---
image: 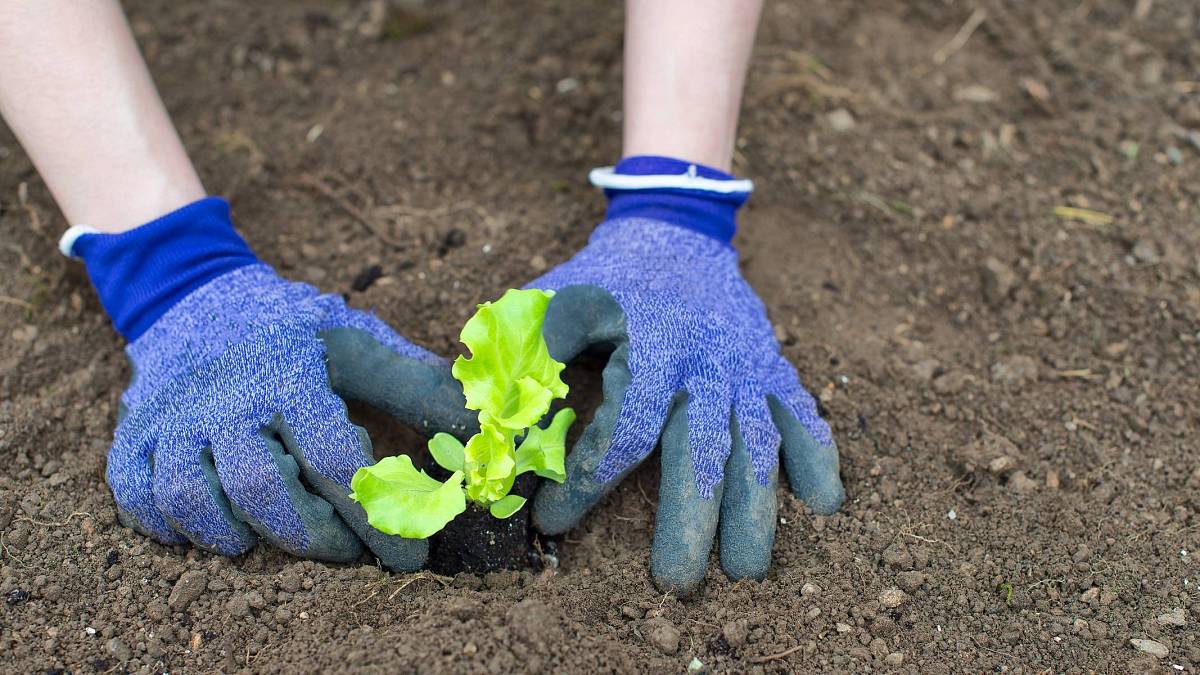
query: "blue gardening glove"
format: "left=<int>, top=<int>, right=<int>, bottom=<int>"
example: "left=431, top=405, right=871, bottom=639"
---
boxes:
left=61, top=198, right=473, bottom=570
left=529, top=156, right=845, bottom=594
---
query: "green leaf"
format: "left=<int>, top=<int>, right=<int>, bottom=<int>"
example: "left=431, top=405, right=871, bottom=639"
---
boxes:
left=428, top=433, right=465, bottom=472
left=463, top=425, right=517, bottom=503
left=348, top=455, right=466, bottom=539
left=515, top=407, right=574, bottom=482
left=488, top=494, right=527, bottom=519
left=452, top=288, right=568, bottom=432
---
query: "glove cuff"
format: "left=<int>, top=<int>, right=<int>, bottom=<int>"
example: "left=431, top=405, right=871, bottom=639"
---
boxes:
left=589, top=155, right=753, bottom=244
left=59, top=197, right=260, bottom=340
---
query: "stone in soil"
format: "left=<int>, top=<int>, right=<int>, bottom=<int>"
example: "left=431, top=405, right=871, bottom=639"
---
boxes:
left=1129, top=638, right=1168, bottom=658
left=646, top=618, right=681, bottom=655
left=168, top=570, right=208, bottom=612
left=879, top=588, right=908, bottom=609
left=1156, top=608, right=1186, bottom=627
left=721, top=619, right=749, bottom=648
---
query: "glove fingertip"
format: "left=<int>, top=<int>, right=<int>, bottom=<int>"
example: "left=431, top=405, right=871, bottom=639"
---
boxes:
left=650, top=397, right=721, bottom=597
left=782, top=438, right=845, bottom=515
left=718, top=545, right=770, bottom=583
left=801, top=469, right=846, bottom=515
left=650, top=554, right=707, bottom=596
left=718, top=421, right=777, bottom=582
left=541, top=284, right=626, bottom=362
left=769, top=396, right=846, bottom=516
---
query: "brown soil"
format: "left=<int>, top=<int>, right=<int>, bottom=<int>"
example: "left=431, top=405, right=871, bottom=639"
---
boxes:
left=2, top=1, right=1199, bottom=672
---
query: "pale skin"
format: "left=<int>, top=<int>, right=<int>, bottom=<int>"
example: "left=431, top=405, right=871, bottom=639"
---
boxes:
left=0, top=1, right=204, bottom=231
left=624, top=0, right=763, bottom=172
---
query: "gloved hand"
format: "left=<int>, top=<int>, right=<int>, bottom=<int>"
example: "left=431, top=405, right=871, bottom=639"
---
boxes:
left=529, top=156, right=845, bottom=594
left=62, top=197, right=473, bottom=570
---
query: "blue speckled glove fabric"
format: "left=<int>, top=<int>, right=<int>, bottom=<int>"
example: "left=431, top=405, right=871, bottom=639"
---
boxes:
left=65, top=199, right=473, bottom=571
left=530, top=156, right=844, bottom=594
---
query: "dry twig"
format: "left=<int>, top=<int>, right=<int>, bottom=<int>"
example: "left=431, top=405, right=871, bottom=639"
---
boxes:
left=750, top=644, right=804, bottom=664
left=296, top=174, right=407, bottom=249
left=0, top=296, right=35, bottom=311
left=932, top=8, right=987, bottom=64
left=386, top=572, right=451, bottom=600
left=14, top=511, right=92, bottom=528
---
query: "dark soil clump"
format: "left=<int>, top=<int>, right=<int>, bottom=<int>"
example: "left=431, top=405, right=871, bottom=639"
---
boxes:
left=428, top=475, right=537, bottom=575
left=428, top=504, right=529, bottom=575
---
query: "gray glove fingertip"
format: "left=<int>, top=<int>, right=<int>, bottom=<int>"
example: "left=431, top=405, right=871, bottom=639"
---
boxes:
left=205, top=421, right=364, bottom=563
left=769, top=396, right=845, bottom=515
left=650, top=396, right=722, bottom=596
left=718, top=416, right=777, bottom=582
left=255, top=424, right=365, bottom=563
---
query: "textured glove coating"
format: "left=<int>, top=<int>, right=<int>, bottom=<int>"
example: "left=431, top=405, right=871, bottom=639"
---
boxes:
left=109, top=263, right=447, bottom=568
left=531, top=218, right=832, bottom=497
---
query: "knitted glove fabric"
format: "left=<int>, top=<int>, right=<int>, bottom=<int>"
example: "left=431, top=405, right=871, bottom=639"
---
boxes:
left=529, top=156, right=844, bottom=594
left=65, top=198, right=473, bottom=571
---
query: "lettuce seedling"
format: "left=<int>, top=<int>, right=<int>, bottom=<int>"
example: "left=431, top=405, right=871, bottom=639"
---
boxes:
left=349, top=289, right=573, bottom=538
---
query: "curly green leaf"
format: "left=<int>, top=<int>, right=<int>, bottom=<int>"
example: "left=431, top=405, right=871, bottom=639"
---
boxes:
left=349, top=455, right=466, bottom=539
left=452, top=288, right=568, bottom=432
left=516, top=407, right=574, bottom=482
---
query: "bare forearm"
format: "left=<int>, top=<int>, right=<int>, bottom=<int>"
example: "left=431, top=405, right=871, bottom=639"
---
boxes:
left=0, top=0, right=203, bottom=231
left=622, top=0, right=764, bottom=171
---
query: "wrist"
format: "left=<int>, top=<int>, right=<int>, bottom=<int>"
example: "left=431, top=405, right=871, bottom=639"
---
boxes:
left=60, top=197, right=260, bottom=340
left=590, top=155, right=752, bottom=244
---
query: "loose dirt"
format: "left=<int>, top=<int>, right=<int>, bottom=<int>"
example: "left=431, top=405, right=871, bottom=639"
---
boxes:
left=2, top=1, right=1198, bottom=672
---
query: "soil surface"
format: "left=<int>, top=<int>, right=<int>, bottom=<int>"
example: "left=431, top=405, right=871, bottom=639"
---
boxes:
left=2, top=1, right=1199, bottom=672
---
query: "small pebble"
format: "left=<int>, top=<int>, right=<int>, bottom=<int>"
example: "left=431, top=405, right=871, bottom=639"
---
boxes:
left=1073, top=544, right=1092, bottom=563
left=827, top=108, right=856, bottom=132
left=721, top=619, right=749, bottom=648
left=1157, top=608, right=1187, bottom=627
left=278, top=572, right=302, bottom=594
left=106, top=638, right=132, bottom=661
left=1130, top=638, right=1168, bottom=658
left=895, top=570, right=926, bottom=593
left=225, top=595, right=250, bottom=618
left=882, top=543, right=913, bottom=569
left=879, top=588, right=908, bottom=609
left=168, top=570, right=208, bottom=612
left=245, top=591, right=266, bottom=610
